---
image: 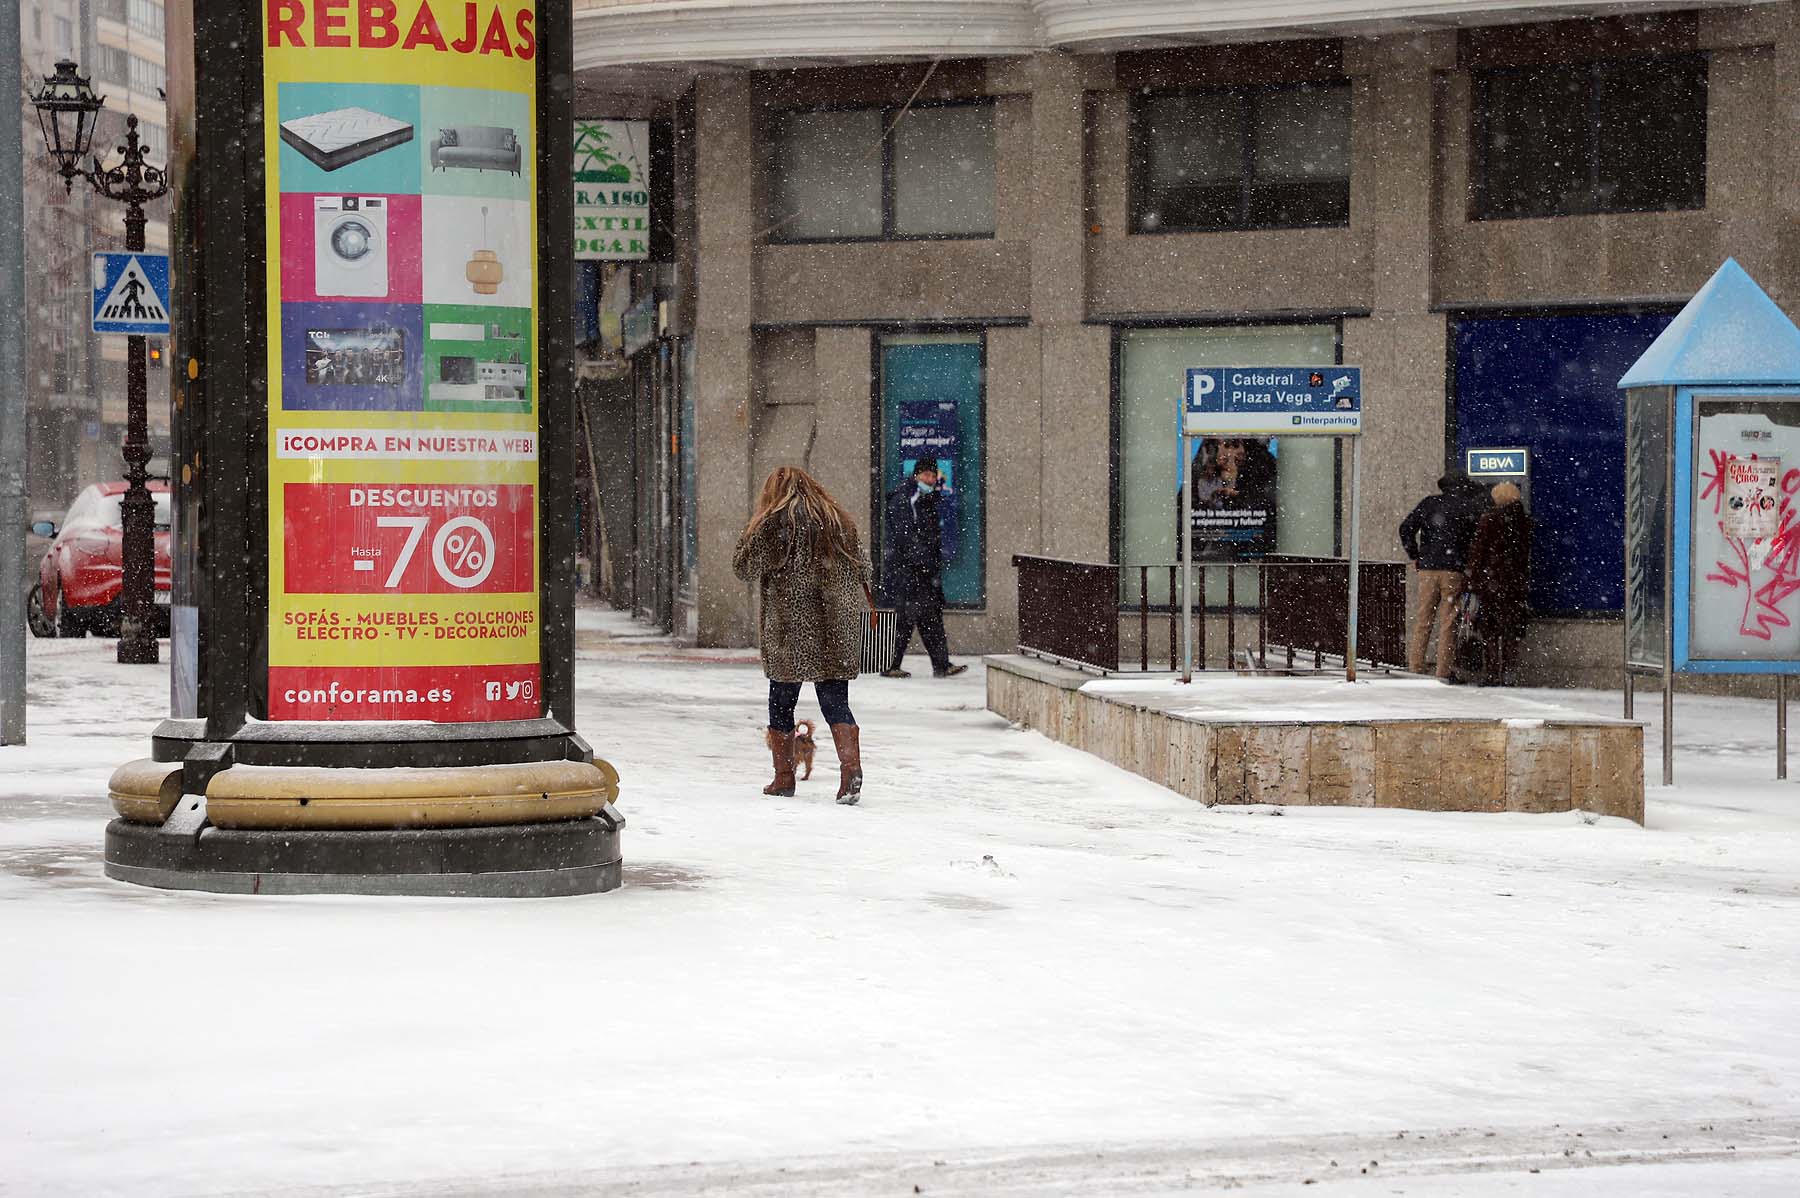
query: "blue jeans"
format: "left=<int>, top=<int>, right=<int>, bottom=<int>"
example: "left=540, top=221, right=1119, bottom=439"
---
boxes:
left=769, top=680, right=855, bottom=732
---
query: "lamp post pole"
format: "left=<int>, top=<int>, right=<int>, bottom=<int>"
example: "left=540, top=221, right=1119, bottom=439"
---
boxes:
left=31, top=54, right=169, bottom=665
left=1, top=0, right=28, bottom=742
left=94, top=115, right=167, bottom=664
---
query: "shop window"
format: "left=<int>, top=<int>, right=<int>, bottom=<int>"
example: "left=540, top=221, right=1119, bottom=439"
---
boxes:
left=1474, top=56, right=1706, bottom=220
left=767, top=103, right=996, bottom=242
left=876, top=333, right=985, bottom=608
left=1131, top=83, right=1350, bottom=234
left=1116, top=324, right=1338, bottom=605
left=1451, top=312, right=1674, bottom=615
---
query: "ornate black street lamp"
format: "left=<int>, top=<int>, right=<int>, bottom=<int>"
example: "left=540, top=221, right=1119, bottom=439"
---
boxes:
left=31, top=60, right=169, bottom=664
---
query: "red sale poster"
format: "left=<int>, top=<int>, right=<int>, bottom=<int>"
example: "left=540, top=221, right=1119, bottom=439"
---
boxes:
left=283, top=482, right=535, bottom=594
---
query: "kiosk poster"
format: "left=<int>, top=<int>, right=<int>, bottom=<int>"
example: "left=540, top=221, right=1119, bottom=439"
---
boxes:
left=899, top=400, right=961, bottom=560
left=262, top=1, right=541, bottom=722
left=1721, top=455, right=1780, bottom=569
left=1689, top=402, right=1800, bottom=661
left=1184, top=436, right=1277, bottom=561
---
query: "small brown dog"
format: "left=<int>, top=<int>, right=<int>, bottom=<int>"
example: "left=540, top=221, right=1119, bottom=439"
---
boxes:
left=767, top=720, right=816, bottom=781
left=789, top=719, right=816, bottom=780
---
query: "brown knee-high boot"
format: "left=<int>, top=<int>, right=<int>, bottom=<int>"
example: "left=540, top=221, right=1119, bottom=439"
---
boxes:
left=763, top=728, right=796, bottom=797
left=830, top=723, right=862, bottom=805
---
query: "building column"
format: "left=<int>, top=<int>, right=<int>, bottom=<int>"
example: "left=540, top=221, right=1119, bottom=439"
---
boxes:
left=691, top=74, right=757, bottom=646
left=1025, top=53, right=1111, bottom=565
left=1342, top=35, right=1455, bottom=564
left=1769, top=3, right=1800, bottom=307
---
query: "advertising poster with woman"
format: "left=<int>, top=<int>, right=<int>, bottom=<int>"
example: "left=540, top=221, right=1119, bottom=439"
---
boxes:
left=1182, top=436, right=1279, bottom=560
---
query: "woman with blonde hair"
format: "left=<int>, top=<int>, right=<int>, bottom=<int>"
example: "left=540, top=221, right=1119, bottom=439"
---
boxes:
left=733, top=466, right=874, bottom=803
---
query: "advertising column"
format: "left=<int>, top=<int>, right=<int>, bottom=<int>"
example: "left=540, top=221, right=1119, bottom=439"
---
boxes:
left=262, top=2, right=541, bottom=722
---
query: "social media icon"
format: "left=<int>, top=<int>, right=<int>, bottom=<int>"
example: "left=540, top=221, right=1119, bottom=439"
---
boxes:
left=504, top=682, right=521, bottom=700
left=485, top=681, right=501, bottom=701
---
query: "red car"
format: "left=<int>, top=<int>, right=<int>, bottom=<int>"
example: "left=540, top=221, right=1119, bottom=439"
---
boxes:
left=30, top=481, right=173, bottom=638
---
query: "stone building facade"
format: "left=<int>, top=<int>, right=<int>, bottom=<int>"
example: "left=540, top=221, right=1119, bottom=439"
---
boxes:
left=572, top=0, right=1800, bottom=684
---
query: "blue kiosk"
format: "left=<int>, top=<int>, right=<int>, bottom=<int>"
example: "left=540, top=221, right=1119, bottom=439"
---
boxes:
left=1619, top=259, right=1800, bottom=784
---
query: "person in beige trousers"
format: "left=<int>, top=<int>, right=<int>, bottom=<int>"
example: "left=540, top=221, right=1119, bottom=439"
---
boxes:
left=1399, top=475, right=1486, bottom=679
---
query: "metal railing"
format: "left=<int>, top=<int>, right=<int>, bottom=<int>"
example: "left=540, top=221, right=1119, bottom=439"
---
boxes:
left=1261, top=555, right=1408, bottom=670
left=1013, top=555, right=1120, bottom=673
left=1014, top=554, right=1409, bottom=674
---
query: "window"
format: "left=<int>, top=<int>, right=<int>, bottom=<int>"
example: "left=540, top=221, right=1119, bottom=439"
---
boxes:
left=1117, top=325, right=1339, bottom=604
left=1131, top=83, right=1350, bottom=233
left=877, top=333, right=986, bottom=608
left=138, top=121, right=167, bottom=164
left=1474, top=56, right=1706, bottom=219
left=129, top=53, right=166, bottom=98
left=767, top=103, right=995, bottom=241
left=131, top=54, right=164, bottom=97
left=94, top=45, right=129, bottom=88
left=54, top=16, right=73, bottom=51
left=128, top=0, right=163, bottom=39
left=1452, top=312, right=1674, bottom=614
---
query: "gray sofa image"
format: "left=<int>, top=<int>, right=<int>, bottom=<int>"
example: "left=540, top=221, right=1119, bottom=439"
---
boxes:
left=430, top=126, right=522, bottom=175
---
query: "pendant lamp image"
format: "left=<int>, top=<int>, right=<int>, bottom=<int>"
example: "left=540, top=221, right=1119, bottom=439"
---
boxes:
left=466, top=205, right=503, bottom=295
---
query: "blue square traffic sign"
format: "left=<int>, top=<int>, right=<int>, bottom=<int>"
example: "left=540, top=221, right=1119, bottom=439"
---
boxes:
left=91, top=252, right=172, bottom=335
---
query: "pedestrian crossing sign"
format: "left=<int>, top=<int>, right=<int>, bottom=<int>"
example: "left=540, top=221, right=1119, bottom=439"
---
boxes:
left=91, top=252, right=171, bottom=335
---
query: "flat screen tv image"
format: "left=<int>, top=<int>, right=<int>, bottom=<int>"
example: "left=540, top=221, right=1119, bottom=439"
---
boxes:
left=280, top=302, right=424, bottom=411
left=304, top=328, right=407, bottom=388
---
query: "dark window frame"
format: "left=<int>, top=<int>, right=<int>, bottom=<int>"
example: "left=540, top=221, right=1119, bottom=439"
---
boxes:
left=1443, top=303, right=1683, bottom=618
left=765, top=98, right=998, bottom=245
left=1471, top=53, right=1709, bottom=222
left=1128, top=81, right=1353, bottom=236
left=868, top=325, right=990, bottom=612
left=1107, top=316, right=1347, bottom=614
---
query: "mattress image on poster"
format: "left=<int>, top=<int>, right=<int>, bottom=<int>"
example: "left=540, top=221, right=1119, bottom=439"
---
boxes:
left=280, top=106, right=416, bottom=172
left=279, top=302, right=424, bottom=411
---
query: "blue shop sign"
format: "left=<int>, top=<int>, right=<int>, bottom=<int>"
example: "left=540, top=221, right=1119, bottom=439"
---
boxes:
left=1185, top=366, right=1362, bottom=436
left=1466, top=448, right=1528, bottom=477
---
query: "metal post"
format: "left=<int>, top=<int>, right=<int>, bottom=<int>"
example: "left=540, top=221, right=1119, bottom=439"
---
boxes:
left=0, top=0, right=28, bottom=743
left=112, top=119, right=160, bottom=664
left=1226, top=564, right=1236, bottom=666
left=1779, top=675, right=1788, bottom=781
left=1180, top=432, right=1192, bottom=684
left=1662, top=390, right=1676, bottom=787
left=1139, top=565, right=1148, bottom=673
left=1623, top=399, right=1634, bottom=721
left=1345, top=436, right=1363, bottom=683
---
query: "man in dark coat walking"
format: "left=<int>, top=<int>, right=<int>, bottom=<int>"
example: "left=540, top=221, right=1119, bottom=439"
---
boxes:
left=882, top=459, right=967, bottom=678
left=1399, top=473, right=1486, bottom=679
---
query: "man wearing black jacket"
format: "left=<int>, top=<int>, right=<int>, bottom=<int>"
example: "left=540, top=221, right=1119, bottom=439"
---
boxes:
left=1399, top=474, right=1485, bottom=679
left=881, top=459, right=966, bottom=679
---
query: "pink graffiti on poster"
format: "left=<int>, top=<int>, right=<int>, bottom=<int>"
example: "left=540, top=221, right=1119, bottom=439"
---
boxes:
left=1701, top=448, right=1800, bottom=639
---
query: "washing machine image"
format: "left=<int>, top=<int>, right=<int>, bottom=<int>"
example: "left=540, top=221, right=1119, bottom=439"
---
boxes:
left=314, top=195, right=389, bottom=298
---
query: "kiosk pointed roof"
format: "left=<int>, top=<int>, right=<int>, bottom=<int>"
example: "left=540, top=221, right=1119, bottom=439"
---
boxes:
left=1619, top=259, right=1800, bottom=388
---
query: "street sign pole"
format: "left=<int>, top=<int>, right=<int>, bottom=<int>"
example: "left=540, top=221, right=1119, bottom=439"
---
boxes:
left=1345, top=435, right=1363, bottom=684
left=1183, top=365, right=1364, bottom=684
left=0, top=0, right=27, bottom=744
left=1180, top=430, right=1192, bottom=684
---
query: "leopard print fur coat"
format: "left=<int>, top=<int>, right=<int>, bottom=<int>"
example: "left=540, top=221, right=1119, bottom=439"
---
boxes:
left=733, top=512, right=872, bottom=683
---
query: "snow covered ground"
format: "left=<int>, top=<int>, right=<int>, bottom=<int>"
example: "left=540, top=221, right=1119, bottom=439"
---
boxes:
left=4, top=604, right=1799, bottom=1196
